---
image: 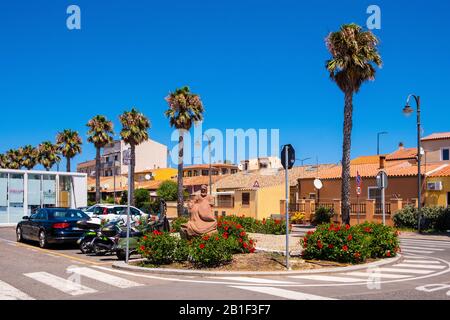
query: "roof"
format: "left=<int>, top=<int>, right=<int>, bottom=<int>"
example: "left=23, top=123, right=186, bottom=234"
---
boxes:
left=386, top=148, right=417, bottom=161
left=213, top=165, right=334, bottom=190
left=182, top=175, right=225, bottom=186
left=422, top=132, right=450, bottom=141
left=351, top=155, right=383, bottom=165
left=77, top=160, right=96, bottom=169
left=306, top=161, right=444, bottom=180
left=428, top=164, right=450, bottom=177
left=184, top=164, right=238, bottom=170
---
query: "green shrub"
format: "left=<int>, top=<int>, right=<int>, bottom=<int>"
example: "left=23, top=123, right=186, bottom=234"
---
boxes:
left=392, top=205, right=417, bottom=229
left=189, top=234, right=233, bottom=267
left=134, top=189, right=150, bottom=209
left=137, top=230, right=178, bottom=264
left=436, top=207, right=450, bottom=231
left=171, top=216, right=189, bottom=232
left=393, top=205, right=450, bottom=231
left=219, top=215, right=287, bottom=235
left=302, top=222, right=400, bottom=264
left=217, top=218, right=256, bottom=253
left=312, top=206, right=334, bottom=225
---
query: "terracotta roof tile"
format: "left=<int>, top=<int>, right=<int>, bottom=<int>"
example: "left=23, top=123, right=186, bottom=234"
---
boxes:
left=422, top=132, right=450, bottom=141
left=386, top=148, right=417, bottom=161
left=428, top=164, right=450, bottom=177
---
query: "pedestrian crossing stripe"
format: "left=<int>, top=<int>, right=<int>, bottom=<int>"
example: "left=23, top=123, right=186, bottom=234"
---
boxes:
left=0, top=280, right=35, bottom=300
left=289, top=275, right=364, bottom=283
left=344, top=272, right=410, bottom=279
left=392, top=264, right=445, bottom=270
left=401, top=246, right=444, bottom=251
left=210, top=276, right=295, bottom=284
left=376, top=267, right=434, bottom=274
left=24, top=272, right=98, bottom=296
left=230, top=286, right=336, bottom=300
left=67, top=267, right=143, bottom=288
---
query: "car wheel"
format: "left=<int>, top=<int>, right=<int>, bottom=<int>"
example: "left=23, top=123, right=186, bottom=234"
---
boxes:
left=38, top=230, right=48, bottom=248
left=16, top=226, right=23, bottom=242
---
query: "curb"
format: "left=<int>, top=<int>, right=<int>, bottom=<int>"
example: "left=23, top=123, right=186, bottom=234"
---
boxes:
left=112, top=254, right=402, bottom=277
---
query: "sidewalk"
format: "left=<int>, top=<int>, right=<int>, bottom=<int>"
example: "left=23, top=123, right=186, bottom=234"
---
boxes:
left=399, top=231, right=450, bottom=241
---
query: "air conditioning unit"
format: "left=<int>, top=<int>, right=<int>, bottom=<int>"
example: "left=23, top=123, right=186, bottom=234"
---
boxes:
left=427, top=181, right=443, bottom=191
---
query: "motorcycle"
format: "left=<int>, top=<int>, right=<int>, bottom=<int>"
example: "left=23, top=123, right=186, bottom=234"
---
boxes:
left=76, top=218, right=103, bottom=254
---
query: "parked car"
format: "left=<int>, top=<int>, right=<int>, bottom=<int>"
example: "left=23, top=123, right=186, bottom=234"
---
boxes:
left=16, top=208, right=91, bottom=248
left=83, top=204, right=148, bottom=223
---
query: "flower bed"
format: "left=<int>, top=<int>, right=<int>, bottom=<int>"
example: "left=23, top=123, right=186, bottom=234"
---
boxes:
left=302, top=222, right=400, bottom=264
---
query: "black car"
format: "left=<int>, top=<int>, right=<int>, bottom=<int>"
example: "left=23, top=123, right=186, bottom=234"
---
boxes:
left=16, top=208, right=91, bottom=248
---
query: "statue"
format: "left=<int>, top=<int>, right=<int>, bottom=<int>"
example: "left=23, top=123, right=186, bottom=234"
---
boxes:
left=180, top=185, right=217, bottom=240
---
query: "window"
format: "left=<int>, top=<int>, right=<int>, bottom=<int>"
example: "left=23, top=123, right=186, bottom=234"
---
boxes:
left=242, top=193, right=250, bottom=206
left=217, top=195, right=234, bottom=208
left=201, top=170, right=209, bottom=176
left=442, top=148, right=450, bottom=161
left=368, top=187, right=381, bottom=204
left=231, top=169, right=237, bottom=174
left=309, top=193, right=316, bottom=200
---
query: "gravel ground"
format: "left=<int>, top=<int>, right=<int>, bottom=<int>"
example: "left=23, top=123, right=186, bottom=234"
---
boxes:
left=248, top=232, right=303, bottom=254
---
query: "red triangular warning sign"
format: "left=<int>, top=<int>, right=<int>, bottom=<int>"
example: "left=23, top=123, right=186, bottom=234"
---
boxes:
left=253, top=180, right=260, bottom=188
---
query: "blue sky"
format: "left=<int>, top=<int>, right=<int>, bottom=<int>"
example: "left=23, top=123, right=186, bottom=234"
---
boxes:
left=0, top=0, right=449, bottom=169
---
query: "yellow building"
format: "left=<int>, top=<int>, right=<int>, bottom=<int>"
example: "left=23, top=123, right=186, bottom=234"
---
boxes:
left=425, top=165, right=450, bottom=207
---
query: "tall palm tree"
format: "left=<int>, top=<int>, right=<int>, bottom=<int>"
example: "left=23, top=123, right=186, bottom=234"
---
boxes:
left=38, top=142, right=61, bottom=171
left=165, top=86, right=204, bottom=216
left=119, top=108, right=150, bottom=207
left=87, top=115, right=114, bottom=203
left=5, top=149, right=23, bottom=169
left=56, top=129, right=82, bottom=172
left=325, top=23, right=382, bottom=225
left=21, top=145, right=39, bottom=170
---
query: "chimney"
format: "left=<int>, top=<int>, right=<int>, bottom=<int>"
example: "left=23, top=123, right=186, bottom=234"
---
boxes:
left=379, top=155, right=386, bottom=169
left=398, top=142, right=404, bottom=150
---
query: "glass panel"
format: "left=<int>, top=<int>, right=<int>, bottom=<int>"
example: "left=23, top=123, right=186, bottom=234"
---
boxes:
left=58, top=176, right=72, bottom=208
left=28, top=174, right=41, bottom=214
left=42, top=175, right=56, bottom=207
left=0, top=173, right=7, bottom=223
left=9, top=174, right=24, bottom=223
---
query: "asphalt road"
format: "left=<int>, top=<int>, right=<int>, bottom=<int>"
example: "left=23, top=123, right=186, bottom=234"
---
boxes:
left=1, top=226, right=450, bottom=300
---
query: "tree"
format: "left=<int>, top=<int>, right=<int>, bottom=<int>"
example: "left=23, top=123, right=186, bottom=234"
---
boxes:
left=56, top=129, right=82, bottom=172
left=21, top=145, right=39, bottom=170
left=119, top=108, right=150, bottom=206
left=0, top=153, right=7, bottom=169
left=38, top=142, right=61, bottom=171
left=325, top=23, right=382, bottom=224
left=156, top=180, right=178, bottom=201
left=5, top=149, right=23, bottom=169
left=134, top=188, right=150, bottom=209
left=165, top=86, right=204, bottom=216
left=87, top=115, right=114, bottom=204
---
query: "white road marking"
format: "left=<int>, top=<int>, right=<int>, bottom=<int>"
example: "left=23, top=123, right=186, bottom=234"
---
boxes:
left=210, top=277, right=295, bottom=284
left=0, top=280, right=35, bottom=300
left=401, top=240, right=450, bottom=247
left=230, top=286, right=336, bottom=300
left=344, top=272, right=410, bottom=279
left=402, top=249, right=434, bottom=254
left=289, top=275, right=364, bottom=283
left=393, top=264, right=445, bottom=270
left=403, top=260, right=441, bottom=264
left=378, top=268, right=434, bottom=274
left=402, top=246, right=444, bottom=251
left=67, top=267, right=143, bottom=288
left=24, top=272, right=97, bottom=296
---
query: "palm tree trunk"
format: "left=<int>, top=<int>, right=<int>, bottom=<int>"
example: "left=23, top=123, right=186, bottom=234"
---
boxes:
left=130, top=144, right=136, bottom=207
left=66, top=157, right=71, bottom=172
left=177, top=131, right=184, bottom=217
left=95, top=147, right=101, bottom=203
left=341, top=92, right=353, bottom=225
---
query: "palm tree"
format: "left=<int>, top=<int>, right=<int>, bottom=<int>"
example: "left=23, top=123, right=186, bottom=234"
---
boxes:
left=56, top=129, right=82, bottom=172
left=119, top=108, right=150, bottom=206
left=325, top=23, right=382, bottom=225
left=38, top=142, right=61, bottom=171
left=21, top=145, right=39, bottom=170
left=165, top=86, right=204, bottom=216
left=87, top=115, right=114, bottom=203
left=5, top=149, right=23, bottom=169
left=0, top=153, right=7, bottom=169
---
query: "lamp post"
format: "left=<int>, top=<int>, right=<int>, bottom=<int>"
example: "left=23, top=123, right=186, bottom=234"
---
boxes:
left=402, top=94, right=422, bottom=232
left=195, top=134, right=213, bottom=195
left=377, top=131, right=388, bottom=155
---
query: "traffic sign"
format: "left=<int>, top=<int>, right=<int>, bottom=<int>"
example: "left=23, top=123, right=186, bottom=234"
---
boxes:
left=253, top=180, right=260, bottom=188
left=356, top=186, right=361, bottom=195
left=281, top=144, right=295, bottom=170
left=356, top=171, right=362, bottom=195
left=313, top=178, right=323, bottom=190
left=376, top=171, right=388, bottom=189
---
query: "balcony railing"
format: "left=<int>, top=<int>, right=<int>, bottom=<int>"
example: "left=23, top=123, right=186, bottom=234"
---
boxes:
left=375, top=203, right=391, bottom=215
left=350, top=203, right=366, bottom=214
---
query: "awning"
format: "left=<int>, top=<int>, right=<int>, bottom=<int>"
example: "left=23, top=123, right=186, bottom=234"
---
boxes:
left=213, top=191, right=235, bottom=196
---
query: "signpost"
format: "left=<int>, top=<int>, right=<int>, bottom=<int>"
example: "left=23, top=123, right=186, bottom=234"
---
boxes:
left=376, top=170, right=388, bottom=225
left=356, top=171, right=362, bottom=224
left=123, top=149, right=132, bottom=263
left=281, top=144, right=295, bottom=270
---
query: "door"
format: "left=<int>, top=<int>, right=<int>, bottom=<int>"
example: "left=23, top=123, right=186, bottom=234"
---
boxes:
left=22, top=212, right=38, bottom=239
left=447, top=192, right=450, bottom=208
left=30, top=210, right=46, bottom=240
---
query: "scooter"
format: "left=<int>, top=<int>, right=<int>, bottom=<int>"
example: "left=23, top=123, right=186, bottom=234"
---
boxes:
left=76, top=217, right=103, bottom=254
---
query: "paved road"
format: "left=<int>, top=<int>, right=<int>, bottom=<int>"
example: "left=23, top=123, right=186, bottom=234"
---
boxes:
left=1, top=227, right=450, bottom=300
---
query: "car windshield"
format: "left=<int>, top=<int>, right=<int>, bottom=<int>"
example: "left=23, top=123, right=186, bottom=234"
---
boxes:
left=84, top=205, right=96, bottom=212
left=48, top=209, right=89, bottom=220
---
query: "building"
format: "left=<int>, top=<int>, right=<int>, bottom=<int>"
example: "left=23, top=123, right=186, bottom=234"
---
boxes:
left=239, top=156, right=283, bottom=171
left=183, top=164, right=238, bottom=177
left=0, top=169, right=88, bottom=226
left=77, top=138, right=168, bottom=178
left=422, top=132, right=450, bottom=163
left=425, top=164, right=450, bottom=207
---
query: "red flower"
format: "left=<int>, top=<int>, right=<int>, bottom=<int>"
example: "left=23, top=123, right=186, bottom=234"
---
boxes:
left=222, top=233, right=229, bottom=239
left=236, top=224, right=242, bottom=229
left=224, top=226, right=229, bottom=231
left=307, top=231, right=314, bottom=235
left=345, top=224, right=350, bottom=230
left=354, top=252, right=361, bottom=258
left=199, top=243, right=205, bottom=249
left=347, top=234, right=353, bottom=241
left=202, top=235, right=210, bottom=241
left=317, top=241, right=323, bottom=249
left=364, top=227, right=373, bottom=233
left=386, top=250, right=391, bottom=257
left=328, top=244, right=334, bottom=249
left=215, top=236, right=219, bottom=241
left=243, top=242, right=248, bottom=248
left=240, top=231, right=246, bottom=237
left=140, top=245, right=145, bottom=251
left=143, top=236, right=148, bottom=240
left=342, top=245, right=348, bottom=252
left=238, top=238, right=243, bottom=243
left=275, top=220, right=280, bottom=225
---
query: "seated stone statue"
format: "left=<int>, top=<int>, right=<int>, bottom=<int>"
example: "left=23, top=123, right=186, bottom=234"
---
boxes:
left=180, top=185, right=217, bottom=240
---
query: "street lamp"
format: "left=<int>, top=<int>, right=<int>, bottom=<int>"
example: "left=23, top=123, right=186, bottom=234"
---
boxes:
left=377, top=131, right=388, bottom=155
left=297, top=157, right=311, bottom=166
left=195, top=134, right=213, bottom=195
left=402, top=94, right=422, bottom=232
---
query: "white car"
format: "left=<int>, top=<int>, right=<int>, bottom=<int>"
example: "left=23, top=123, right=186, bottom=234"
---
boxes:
left=83, top=204, right=148, bottom=224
